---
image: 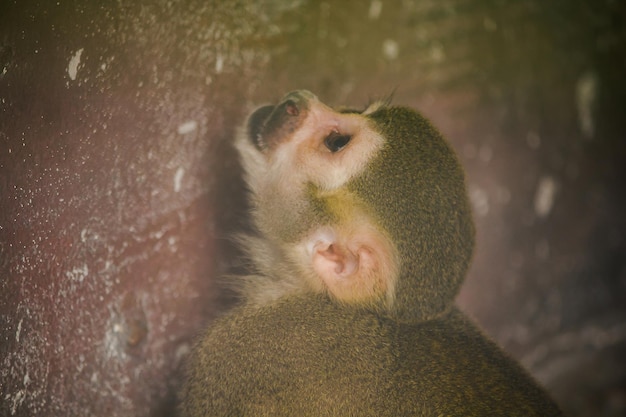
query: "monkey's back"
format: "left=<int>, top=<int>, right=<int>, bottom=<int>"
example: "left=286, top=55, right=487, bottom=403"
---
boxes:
left=181, top=295, right=562, bottom=417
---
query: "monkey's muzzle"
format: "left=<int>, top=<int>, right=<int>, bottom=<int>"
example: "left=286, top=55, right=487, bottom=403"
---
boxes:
left=247, top=90, right=316, bottom=151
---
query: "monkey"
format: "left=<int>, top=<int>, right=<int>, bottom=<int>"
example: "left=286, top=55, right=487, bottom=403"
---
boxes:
left=179, top=90, right=563, bottom=416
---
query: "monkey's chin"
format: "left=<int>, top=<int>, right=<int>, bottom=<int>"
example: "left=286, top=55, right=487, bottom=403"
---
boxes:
left=247, top=104, right=275, bottom=151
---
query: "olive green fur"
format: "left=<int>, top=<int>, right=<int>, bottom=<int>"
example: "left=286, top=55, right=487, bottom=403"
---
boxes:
left=180, top=295, right=561, bottom=416
left=349, top=106, right=475, bottom=322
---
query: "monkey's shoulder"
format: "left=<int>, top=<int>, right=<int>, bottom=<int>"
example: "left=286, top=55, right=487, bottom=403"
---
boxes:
left=183, top=296, right=395, bottom=416
left=183, top=297, right=562, bottom=416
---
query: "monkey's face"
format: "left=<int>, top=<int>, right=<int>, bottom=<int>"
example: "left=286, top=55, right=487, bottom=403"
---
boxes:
left=242, top=90, right=384, bottom=207
left=237, top=90, right=398, bottom=309
left=237, top=90, right=474, bottom=319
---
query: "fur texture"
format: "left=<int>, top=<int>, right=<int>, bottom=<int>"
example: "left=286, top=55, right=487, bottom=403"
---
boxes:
left=180, top=91, right=563, bottom=416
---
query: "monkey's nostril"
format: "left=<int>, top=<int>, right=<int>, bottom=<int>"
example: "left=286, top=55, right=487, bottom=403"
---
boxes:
left=284, top=99, right=299, bottom=116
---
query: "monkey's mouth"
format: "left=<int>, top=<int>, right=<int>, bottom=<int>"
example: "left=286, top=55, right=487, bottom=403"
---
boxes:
left=247, top=104, right=275, bottom=151
left=246, top=91, right=311, bottom=152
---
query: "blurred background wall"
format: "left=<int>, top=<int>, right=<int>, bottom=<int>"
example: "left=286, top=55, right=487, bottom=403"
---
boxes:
left=1, top=1, right=624, bottom=416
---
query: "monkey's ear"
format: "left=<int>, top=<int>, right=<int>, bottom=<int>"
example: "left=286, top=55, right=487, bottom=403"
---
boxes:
left=306, top=226, right=397, bottom=307
left=311, top=239, right=359, bottom=281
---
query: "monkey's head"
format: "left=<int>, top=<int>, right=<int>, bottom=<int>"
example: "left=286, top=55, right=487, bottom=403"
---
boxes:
left=238, top=90, right=474, bottom=322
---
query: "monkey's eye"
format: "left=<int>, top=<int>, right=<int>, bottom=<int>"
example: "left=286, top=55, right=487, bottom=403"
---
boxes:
left=324, top=131, right=352, bottom=153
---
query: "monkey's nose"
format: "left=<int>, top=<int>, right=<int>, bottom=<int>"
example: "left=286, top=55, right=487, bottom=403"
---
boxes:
left=279, top=90, right=317, bottom=115
left=247, top=90, right=315, bottom=151
left=283, top=99, right=299, bottom=116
